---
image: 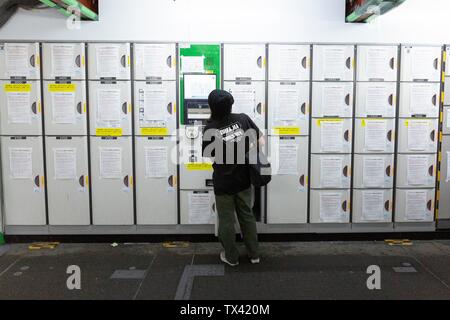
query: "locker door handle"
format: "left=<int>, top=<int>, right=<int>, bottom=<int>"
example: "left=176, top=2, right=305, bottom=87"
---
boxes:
left=31, top=102, right=38, bottom=114
left=79, top=175, right=85, bottom=187
left=256, top=103, right=262, bottom=115
left=429, top=165, right=434, bottom=176
left=345, top=94, right=350, bottom=106
left=432, top=94, right=437, bottom=106
left=342, top=200, right=348, bottom=212
left=121, top=55, right=127, bottom=68
left=390, top=57, right=396, bottom=70
left=77, top=102, right=83, bottom=114
left=123, top=175, right=129, bottom=187
left=301, top=56, right=307, bottom=69
left=427, top=200, right=433, bottom=211
left=167, top=102, right=173, bottom=115
left=386, top=165, right=392, bottom=177
left=34, top=175, right=40, bottom=187
left=344, top=130, right=350, bottom=142
left=385, top=200, right=390, bottom=211
left=388, top=94, right=394, bottom=106
left=168, top=175, right=174, bottom=187
left=30, top=55, right=35, bottom=68
left=343, top=166, right=349, bottom=177
left=212, top=203, right=216, bottom=213
left=387, top=130, right=393, bottom=142
left=434, top=58, right=439, bottom=70
left=257, top=56, right=263, bottom=68
left=75, top=55, right=81, bottom=68
left=301, top=103, right=306, bottom=115
left=299, top=175, right=305, bottom=187
left=431, top=130, right=436, bottom=142
left=122, top=102, right=128, bottom=114
left=166, top=55, right=172, bottom=68
left=345, top=57, right=351, bottom=70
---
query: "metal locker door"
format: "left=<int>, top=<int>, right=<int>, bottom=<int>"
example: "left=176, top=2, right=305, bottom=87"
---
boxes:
left=136, top=136, right=177, bottom=225
left=312, top=82, right=353, bottom=118
left=446, top=47, right=450, bottom=77
left=43, top=80, right=87, bottom=136
left=310, top=189, right=350, bottom=223
left=267, top=136, right=308, bottom=224
left=87, top=43, right=131, bottom=80
left=89, top=80, right=132, bottom=136
left=90, top=136, right=134, bottom=225
left=312, top=45, right=354, bottom=81
left=134, top=81, right=177, bottom=136
left=42, top=43, right=86, bottom=80
left=395, top=188, right=435, bottom=222
left=311, top=154, right=351, bottom=189
left=223, top=44, right=266, bottom=81
left=1, top=136, right=46, bottom=225
left=0, top=80, right=42, bottom=136
left=311, top=118, right=352, bottom=154
left=45, top=136, right=90, bottom=226
left=355, top=82, right=397, bottom=118
left=0, top=42, right=40, bottom=80
left=396, top=154, right=437, bottom=188
left=223, top=81, right=266, bottom=130
left=352, top=189, right=393, bottom=223
left=356, top=45, right=398, bottom=82
left=354, top=118, right=395, bottom=154
left=268, top=82, right=309, bottom=136
left=353, top=154, right=394, bottom=189
left=133, top=43, right=176, bottom=81
left=399, top=82, right=440, bottom=118
left=400, top=45, right=442, bottom=82
left=443, top=107, right=450, bottom=135
left=180, top=190, right=216, bottom=225
left=438, top=136, right=450, bottom=220
left=268, top=44, right=310, bottom=81
left=397, top=119, right=438, bottom=154
left=445, top=81, right=450, bottom=106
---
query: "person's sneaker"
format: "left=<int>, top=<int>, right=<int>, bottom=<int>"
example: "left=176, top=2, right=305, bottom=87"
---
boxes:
left=249, top=257, right=260, bottom=264
left=220, top=251, right=239, bottom=267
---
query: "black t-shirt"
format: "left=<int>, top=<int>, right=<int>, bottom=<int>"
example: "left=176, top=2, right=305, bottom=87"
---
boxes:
left=202, top=113, right=262, bottom=195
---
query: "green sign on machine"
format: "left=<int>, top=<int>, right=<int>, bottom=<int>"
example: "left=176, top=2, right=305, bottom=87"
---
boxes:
left=0, top=233, right=4, bottom=245
left=179, top=44, right=221, bottom=125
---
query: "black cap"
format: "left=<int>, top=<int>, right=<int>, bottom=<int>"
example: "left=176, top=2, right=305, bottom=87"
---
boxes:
left=208, top=89, right=234, bottom=119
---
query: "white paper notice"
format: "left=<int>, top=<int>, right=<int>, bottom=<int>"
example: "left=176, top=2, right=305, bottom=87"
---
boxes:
left=447, top=152, right=450, bottom=182
left=97, top=89, right=121, bottom=126
left=366, top=84, right=388, bottom=116
left=52, top=44, right=75, bottom=77
left=5, top=43, right=29, bottom=77
left=52, top=92, right=76, bottom=124
left=410, top=83, right=432, bottom=115
left=277, top=140, right=298, bottom=175
left=321, top=121, right=343, bottom=152
left=230, top=46, right=254, bottom=78
left=411, top=48, right=435, bottom=80
left=408, top=120, right=429, bottom=151
left=322, top=85, right=345, bottom=117
left=363, top=157, right=385, bottom=188
left=362, top=190, right=385, bottom=222
left=99, top=147, right=122, bottom=179
left=279, top=48, right=301, bottom=80
left=181, top=56, right=205, bottom=73
left=406, top=190, right=428, bottom=221
left=366, top=47, right=389, bottom=79
left=139, top=44, right=165, bottom=77
left=96, top=45, right=119, bottom=78
left=9, top=147, right=32, bottom=179
left=407, top=155, right=429, bottom=186
left=145, top=146, right=168, bottom=178
left=232, top=89, right=255, bottom=116
left=320, top=157, right=343, bottom=188
left=7, top=91, right=31, bottom=124
left=53, top=148, right=77, bottom=180
left=189, top=192, right=214, bottom=224
left=143, top=89, right=166, bottom=121
left=319, top=193, right=342, bottom=223
left=276, top=89, right=299, bottom=121
left=365, top=120, right=387, bottom=151
left=323, top=47, right=345, bottom=80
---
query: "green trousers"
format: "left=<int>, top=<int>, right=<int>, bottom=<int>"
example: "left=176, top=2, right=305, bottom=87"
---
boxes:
left=215, top=188, right=259, bottom=263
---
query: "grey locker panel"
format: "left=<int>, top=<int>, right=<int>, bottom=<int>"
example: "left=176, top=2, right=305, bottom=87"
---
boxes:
left=352, top=189, right=393, bottom=223
left=1, top=136, right=46, bottom=225
left=42, top=43, right=86, bottom=80
left=353, top=154, right=394, bottom=189
left=134, top=81, right=177, bottom=136
left=438, top=136, right=450, bottom=220
left=356, top=45, right=398, bottom=82
left=268, top=81, right=309, bottom=136
left=223, top=81, right=266, bottom=130
left=443, top=107, right=450, bottom=135
left=136, top=136, right=177, bottom=225
left=395, top=188, right=435, bottom=222
left=400, top=45, right=442, bottom=82
left=355, top=82, right=397, bottom=118
left=179, top=126, right=213, bottom=190
left=311, top=118, right=352, bottom=153
left=310, top=189, right=351, bottom=223
left=87, top=43, right=131, bottom=80
left=0, top=42, right=40, bottom=80
left=396, top=154, right=437, bottom=188
left=180, top=190, right=216, bottom=225
left=445, top=80, right=450, bottom=106
left=45, top=136, right=90, bottom=226
left=90, top=136, right=134, bottom=225
left=267, top=136, right=308, bottom=224
left=223, top=44, right=266, bottom=81
left=446, top=47, right=450, bottom=77
left=133, top=43, right=176, bottom=81
left=268, top=44, right=310, bottom=81
left=354, top=118, right=395, bottom=154
left=312, top=82, right=353, bottom=118
left=312, top=45, right=354, bottom=81
left=397, top=119, right=438, bottom=154
left=0, top=80, right=42, bottom=136
left=43, top=80, right=87, bottom=136
left=89, top=80, right=132, bottom=136
left=399, top=82, right=440, bottom=118
left=310, top=154, right=351, bottom=189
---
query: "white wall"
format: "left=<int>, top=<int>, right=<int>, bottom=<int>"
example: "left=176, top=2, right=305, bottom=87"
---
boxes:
left=0, top=0, right=449, bottom=44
